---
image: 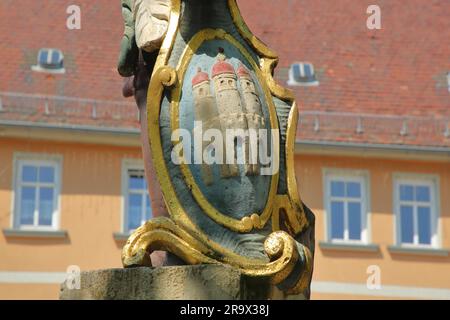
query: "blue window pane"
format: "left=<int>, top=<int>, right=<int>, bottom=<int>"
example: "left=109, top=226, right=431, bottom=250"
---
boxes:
left=331, top=201, right=344, bottom=239
left=292, top=64, right=302, bottom=80
left=38, top=50, right=49, bottom=65
left=347, top=182, right=361, bottom=198
left=143, top=177, right=148, bottom=189
left=128, top=194, right=142, bottom=231
left=400, top=205, right=414, bottom=244
left=129, top=175, right=145, bottom=190
left=51, top=51, right=60, bottom=64
left=145, top=195, right=152, bottom=220
left=303, top=64, right=313, bottom=77
left=418, top=206, right=431, bottom=245
left=39, top=166, right=55, bottom=183
left=22, top=166, right=37, bottom=183
left=400, top=185, right=414, bottom=201
left=38, top=187, right=54, bottom=226
left=348, top=202, right=362, bottom=240
left=416, top=186, right=430, bottom=202
left=331, top=181, right=345, bottom=197
left=20, top=187, right=36, bottom=225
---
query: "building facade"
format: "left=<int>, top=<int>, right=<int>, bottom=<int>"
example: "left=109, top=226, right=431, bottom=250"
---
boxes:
left=0, top=0, right=449, bottom=299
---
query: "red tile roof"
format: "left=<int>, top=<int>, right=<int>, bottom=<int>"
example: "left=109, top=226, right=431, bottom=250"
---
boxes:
left=239, top=0, right=450, bottom=147
left=0, top=0, right=138, bottom=129
left=0, top=0, right=448, bottom=148
left=0, top=0, right=124, bottom=100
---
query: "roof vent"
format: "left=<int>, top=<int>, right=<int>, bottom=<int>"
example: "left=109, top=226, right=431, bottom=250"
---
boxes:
left=31, top=48, right=65, bottom=74
left=287, top=62, right=319, bottom=87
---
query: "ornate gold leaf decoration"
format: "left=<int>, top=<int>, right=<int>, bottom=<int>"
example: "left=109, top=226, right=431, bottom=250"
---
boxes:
left=123, top=218, right=301, bottom=289
left=122, top=217, right=216, bottom=267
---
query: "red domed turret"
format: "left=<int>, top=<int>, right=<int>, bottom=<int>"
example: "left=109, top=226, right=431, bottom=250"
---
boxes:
left=237, top=64, right=251, bottom=78
left=212, top=60, right=235, bottom=78
left=192, top=68, right=209, bottom=86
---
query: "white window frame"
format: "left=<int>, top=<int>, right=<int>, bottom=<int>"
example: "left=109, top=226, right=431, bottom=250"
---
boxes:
left=323, top=169, right=370, bottom=244
left=12, top=153, right=62, bottom=231
left=393, top=173, right=440, bottom=249
left=121, top=159, right=151, bottom=234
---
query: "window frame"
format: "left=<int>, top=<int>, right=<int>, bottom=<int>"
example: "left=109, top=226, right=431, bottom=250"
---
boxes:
left=393, top=173, right=440, bottom=249
left=121, top=159, right=151, bottom=234
left=12, top=153, right=62, bottom=231
left=323, top=169, right=371, bottom=245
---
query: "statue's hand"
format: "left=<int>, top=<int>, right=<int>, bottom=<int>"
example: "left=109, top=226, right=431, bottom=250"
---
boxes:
left=134, top=0, right=171, bottom=53
left=118, top=0, right=170, bottom=77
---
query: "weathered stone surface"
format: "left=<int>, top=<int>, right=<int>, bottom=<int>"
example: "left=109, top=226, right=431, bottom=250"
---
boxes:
left=60, top=265, right=282, bottom=300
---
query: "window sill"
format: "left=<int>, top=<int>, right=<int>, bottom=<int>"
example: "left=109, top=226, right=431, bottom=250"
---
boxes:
left=113, top=232, right=131, bottom=241
left=3, top=229, right=68, bottom=239
left=388, top=245, right=450, bottom=257
left=319, top=241, right=380, bottom=252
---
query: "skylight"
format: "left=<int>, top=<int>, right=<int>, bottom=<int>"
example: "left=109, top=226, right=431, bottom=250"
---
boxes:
left=287, top=62, right=319, bottom=87
left=31, top=48, right=65, bottom=74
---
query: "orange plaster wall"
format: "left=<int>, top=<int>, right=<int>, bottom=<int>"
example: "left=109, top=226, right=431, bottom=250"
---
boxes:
left=296, top=154, right=450, bottom=292
left=0, top=137, right=142, bottom=273
left=1, top=137, right=449, bottom=299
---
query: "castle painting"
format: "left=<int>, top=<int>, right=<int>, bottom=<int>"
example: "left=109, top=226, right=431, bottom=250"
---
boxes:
left=176, top=41, right=274, bottom=219
left=191, top=50, right=266, bottom=186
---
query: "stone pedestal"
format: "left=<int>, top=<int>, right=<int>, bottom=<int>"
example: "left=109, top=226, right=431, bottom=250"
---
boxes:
left=60, top=265, right=293, bottom=300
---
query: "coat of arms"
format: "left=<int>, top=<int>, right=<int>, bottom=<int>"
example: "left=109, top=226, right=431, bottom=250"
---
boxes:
left=118, top=0, right=315, bottom=298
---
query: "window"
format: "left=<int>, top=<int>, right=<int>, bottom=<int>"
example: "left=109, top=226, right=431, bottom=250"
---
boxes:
left=324, top=171, right=369, bottom=243
left=287, top=62, right=319, bottom=86
left=31, top=48, right=65, bottom=74
left=394, top=175, right=439, bottom=247
left=122, top=164, right=152, bottom=233
left=13, top=157, right=61, bottom=230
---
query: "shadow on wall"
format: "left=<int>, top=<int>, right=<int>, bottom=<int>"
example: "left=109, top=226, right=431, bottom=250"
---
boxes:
left=3, top=234, right=71, bottom=246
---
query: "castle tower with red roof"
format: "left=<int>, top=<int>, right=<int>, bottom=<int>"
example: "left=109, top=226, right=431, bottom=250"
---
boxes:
left=192, top=67, right=214, bottom=114
left=192, top=67, right=217, bottom=122
left=237, top=63, right=263, bottom=118
left=237, top=63, right=264, bottom=175
left=210, top=50, right=249, bottom=177
left=211, top=52, right=245, bottom=118
left=191, top=67, right=220, bottom=185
